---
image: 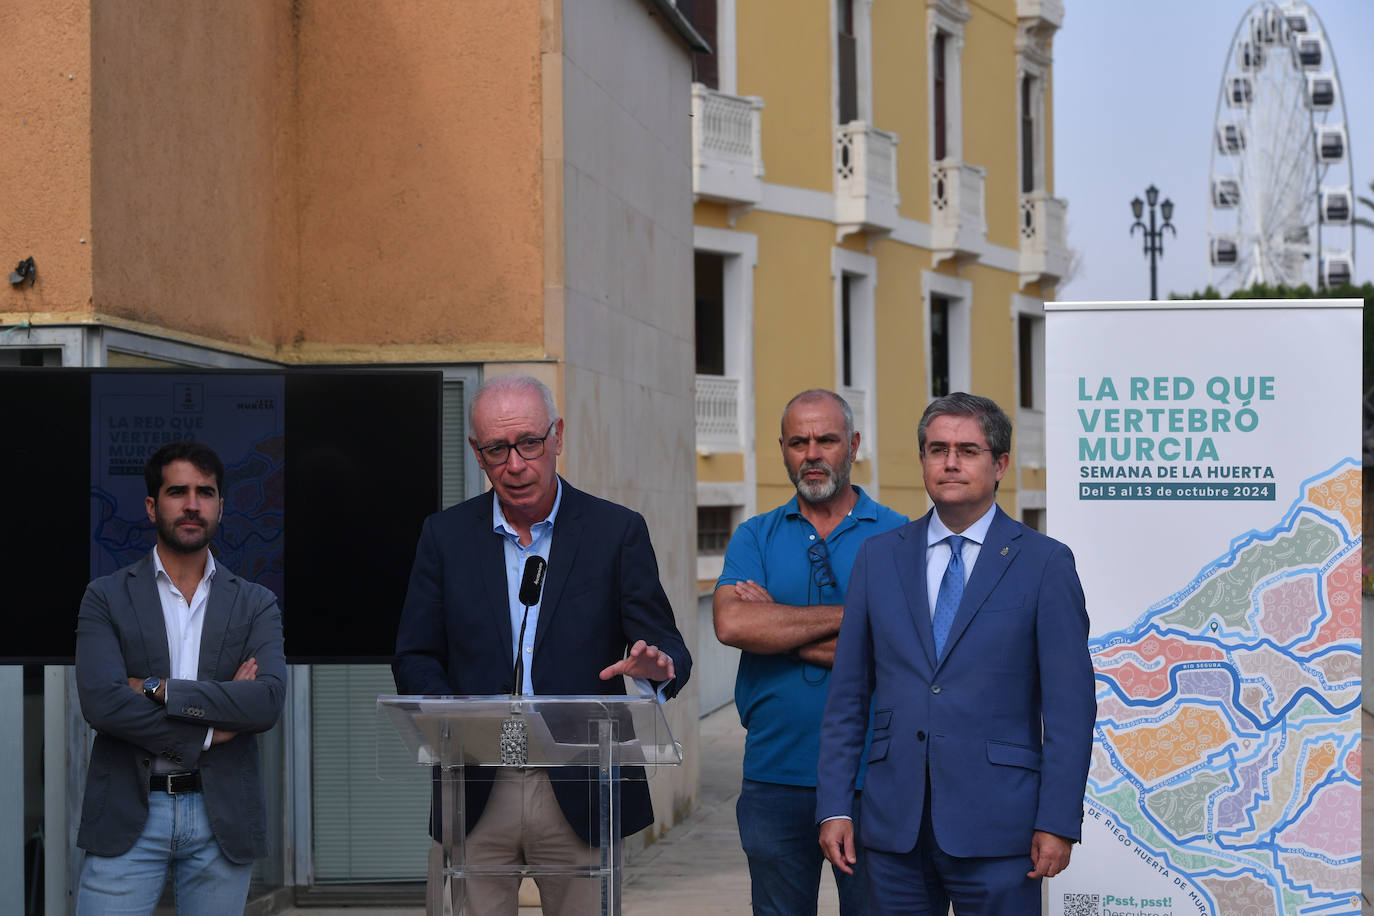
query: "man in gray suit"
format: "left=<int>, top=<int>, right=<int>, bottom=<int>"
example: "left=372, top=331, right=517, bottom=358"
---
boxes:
left=74, top=441, right=286, bottom=915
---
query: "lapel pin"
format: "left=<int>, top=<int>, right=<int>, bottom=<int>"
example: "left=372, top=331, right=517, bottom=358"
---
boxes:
left=1000, top=546, right=1009, bottom=556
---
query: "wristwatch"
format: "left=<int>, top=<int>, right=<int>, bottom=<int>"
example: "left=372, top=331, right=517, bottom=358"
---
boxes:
left=142, top=676, right=163, bottom=704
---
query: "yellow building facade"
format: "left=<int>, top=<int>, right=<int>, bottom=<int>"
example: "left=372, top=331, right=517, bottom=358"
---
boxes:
left=687, top=0, right=1068, bottom=628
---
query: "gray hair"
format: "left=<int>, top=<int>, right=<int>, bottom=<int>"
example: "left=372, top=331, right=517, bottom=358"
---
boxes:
left=917, top=392, right=1012, bottom=457
left=780, top=389, right=854, bottom=440
left=471, top=375, right=560, bottom=427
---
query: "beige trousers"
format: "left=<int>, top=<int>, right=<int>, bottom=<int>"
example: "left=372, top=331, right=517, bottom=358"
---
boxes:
left=428, top=768, right=600, bottom=916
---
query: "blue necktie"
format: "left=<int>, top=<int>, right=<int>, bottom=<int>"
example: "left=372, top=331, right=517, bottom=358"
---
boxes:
left=933, top=535, right=965, bottom=657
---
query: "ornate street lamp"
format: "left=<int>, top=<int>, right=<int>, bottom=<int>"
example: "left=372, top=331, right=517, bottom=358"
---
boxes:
left=1129, top=185, right=1176, bottom=300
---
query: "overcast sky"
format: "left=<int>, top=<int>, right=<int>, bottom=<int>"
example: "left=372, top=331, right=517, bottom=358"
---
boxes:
left=1053, top=0, right=1372, bottom=301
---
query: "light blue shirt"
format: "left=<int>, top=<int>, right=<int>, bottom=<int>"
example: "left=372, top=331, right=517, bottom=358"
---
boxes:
left=716, top=486, right=908, bottom=786
left=492, top=482, right=562, bottom=696
left=492, top=481, right=666, bottom=699
left=924, top=503, right=998, bottom=617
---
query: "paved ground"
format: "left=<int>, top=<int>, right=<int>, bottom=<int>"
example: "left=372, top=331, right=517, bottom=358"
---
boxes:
left=618, top=702, right=841, bottom=916
left=274, top=703, right=1374, bottom=915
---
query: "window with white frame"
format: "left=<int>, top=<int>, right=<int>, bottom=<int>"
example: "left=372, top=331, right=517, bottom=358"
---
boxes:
left=930, top=294, right=951, bottom=397
left=928, top=0, right=969, bottom=164
left=1020, top=76, right=1035, bottom=193
left=679, top=0, right=719, bottom=89
left=1011, top=293, right=1045, bottom=471
left=921, top=270, right=971, bottom=399
left=1015, top=9, right=1053, bottom=195
left=683, top=0, right=738, bottom=93
left=693, top=227, right=757, bottom=500
left=933, top=31, right=948, bottom=160
left=834, top=0, right=873, bottom=125
left=1018, top=70, right=1047, bottom=194
left=697, top=504, right=735, bottom=555
left=834, top=248, right=876, bottom=466
left=1017, top=310, right=1044, bottom=411
left=696, top=251, right=726, bottom=377
left=696, top=489, right=745, bottom=582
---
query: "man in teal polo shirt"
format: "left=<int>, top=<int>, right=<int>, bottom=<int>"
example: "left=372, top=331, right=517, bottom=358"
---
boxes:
left=714, top=389, right=908, bottom=916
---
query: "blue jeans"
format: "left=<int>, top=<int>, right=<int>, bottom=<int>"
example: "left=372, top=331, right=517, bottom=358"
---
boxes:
left=737, top=778, right=868, bottom=916
left=77, top=790, right=253, bottom=916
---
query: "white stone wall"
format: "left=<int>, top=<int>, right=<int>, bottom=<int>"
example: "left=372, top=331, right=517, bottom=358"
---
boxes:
left=556, top=0, right=700, bottom=842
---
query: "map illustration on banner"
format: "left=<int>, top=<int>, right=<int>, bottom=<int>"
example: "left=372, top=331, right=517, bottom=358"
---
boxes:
left=90, top=374, right=286, bottom=599
left=1082, top=461, right=1361, bottom=916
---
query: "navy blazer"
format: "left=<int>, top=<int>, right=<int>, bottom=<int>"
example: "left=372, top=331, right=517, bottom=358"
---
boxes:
left=817, top=507, right=1095, bottom=857
left=392, top=479, right=692, bottom=843
left=74, top=554, right=287, bottom=863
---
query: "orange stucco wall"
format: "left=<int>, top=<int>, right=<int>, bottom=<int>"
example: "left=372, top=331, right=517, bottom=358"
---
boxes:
left=78, top=1, right=546, bottom=359
left=91, top=1, right=293, bottom=349
left=0, top=0, right=93, bottom=320
left=293, top=0, right=546, bottom=357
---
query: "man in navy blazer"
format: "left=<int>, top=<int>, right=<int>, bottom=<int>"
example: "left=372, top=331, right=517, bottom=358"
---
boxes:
left=818, top=393, right=1094, bottom=915
left=75, top=441, right=286, bottom=915
left=393, top=375, right=691, bottom=916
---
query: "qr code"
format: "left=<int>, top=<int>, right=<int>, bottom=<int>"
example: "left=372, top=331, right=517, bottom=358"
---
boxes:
left=1063, top=893, right=1101, bottom=916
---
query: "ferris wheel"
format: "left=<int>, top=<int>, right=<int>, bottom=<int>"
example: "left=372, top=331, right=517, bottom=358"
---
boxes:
left=1207, top=1, right=1355, bottom=293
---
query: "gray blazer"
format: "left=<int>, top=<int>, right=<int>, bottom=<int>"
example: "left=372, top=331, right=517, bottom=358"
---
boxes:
left=74, top=553, right=287, bottom=863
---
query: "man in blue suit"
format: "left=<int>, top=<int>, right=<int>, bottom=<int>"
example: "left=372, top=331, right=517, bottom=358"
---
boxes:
left=393, top=375, right=691, bottom=916
left=817, top=392, right=1095, bottom=915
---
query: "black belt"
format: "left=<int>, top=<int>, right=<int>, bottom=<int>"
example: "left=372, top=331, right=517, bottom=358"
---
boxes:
left=150, top=771, right=201, bottom=794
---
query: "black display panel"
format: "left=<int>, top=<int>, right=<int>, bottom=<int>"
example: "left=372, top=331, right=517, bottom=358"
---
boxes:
left=1, top=368, right=442, bottom=664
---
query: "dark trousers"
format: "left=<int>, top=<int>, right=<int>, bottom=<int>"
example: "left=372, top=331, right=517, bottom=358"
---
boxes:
left=864, top=778, right=1039, bottom=916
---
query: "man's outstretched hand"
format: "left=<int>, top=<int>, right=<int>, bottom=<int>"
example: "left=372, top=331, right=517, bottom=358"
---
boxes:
left=599, top=640, right=674, bottom=683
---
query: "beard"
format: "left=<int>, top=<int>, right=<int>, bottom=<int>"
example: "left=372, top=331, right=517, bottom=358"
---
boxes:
left=156, top=510, right=217, bottom=555
left=789, top=455, right=853, bottom=505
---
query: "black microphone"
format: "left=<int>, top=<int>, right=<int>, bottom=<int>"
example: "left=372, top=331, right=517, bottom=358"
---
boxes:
left=512, top=556, right=548, bottom=695
left=519, top=556, right=548, bottom=607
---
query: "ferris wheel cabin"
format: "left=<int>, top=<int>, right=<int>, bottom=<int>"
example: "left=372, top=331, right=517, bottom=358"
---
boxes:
left=1236, top=40, right=1264, bottom=71
left=1227, top=76, right=1253, bottom=107
left=1320, top=188, right=1352, bottom=225
left=1212, top=179, right=1241, bottom=209
left=1216, top=124, right=1246, bottom=155
left=1315, top=126, right=1345, bottom=163
left=1294, top=37, right=1322, bottom=69
left=1305, top=75, right=1336, bottom=110
left=1281, top=5, right=1310, bottom=34
left=1321, top=254, right=1352, bottom=288
left=1210, top=237, right=1239, bottom=267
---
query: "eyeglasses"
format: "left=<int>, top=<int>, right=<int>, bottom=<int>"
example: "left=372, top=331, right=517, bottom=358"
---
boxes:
left=807, top=540, right=837, bottom=590
left=924, top=443, right=995, bottom=462
left=474, top=422, right=556, bottom=466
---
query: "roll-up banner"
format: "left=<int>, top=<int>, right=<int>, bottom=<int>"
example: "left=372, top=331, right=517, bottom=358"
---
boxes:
left=1045, top=300, right=1363, bottom=916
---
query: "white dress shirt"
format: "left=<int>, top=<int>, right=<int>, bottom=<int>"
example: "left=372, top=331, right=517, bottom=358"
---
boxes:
left=151, top=545, right=217, bottom=764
